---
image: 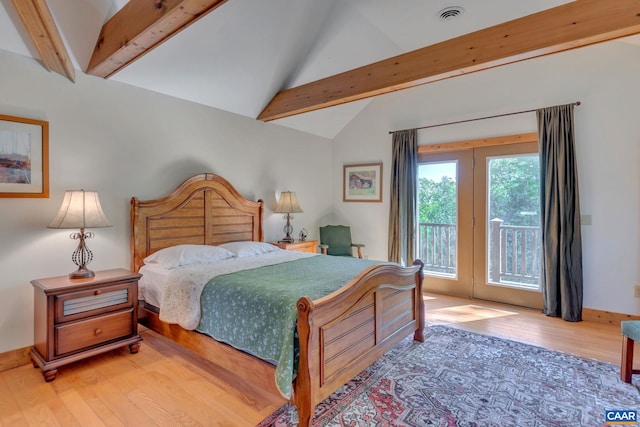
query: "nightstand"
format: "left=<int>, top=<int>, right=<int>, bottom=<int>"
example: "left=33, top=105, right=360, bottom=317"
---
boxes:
left=270, top=239, right=318, bottom=253
left=30, top=268, right=143, bottom=382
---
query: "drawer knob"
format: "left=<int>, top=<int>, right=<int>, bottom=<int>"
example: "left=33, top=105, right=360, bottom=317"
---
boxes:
left=94, top=328, right=103, bottom=336
left=94, top=290, right=102, bottom=295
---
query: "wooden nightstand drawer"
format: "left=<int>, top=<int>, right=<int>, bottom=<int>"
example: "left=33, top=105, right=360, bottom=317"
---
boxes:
left=55, top=282, right=134, bottom=323
left=55, top=309, right=134, bottom=356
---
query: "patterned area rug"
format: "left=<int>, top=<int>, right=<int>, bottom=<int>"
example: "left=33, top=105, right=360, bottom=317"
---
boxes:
left=257, top=325, right=640, bottom=426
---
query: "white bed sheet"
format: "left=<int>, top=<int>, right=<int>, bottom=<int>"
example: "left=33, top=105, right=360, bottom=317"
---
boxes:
left=138, top=263, right=173, bottom=308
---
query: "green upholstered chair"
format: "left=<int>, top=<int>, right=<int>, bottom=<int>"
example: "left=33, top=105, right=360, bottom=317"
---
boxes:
left=621, top=320, right=640, bottom=382
left=319, top=225, right=364, bottom=258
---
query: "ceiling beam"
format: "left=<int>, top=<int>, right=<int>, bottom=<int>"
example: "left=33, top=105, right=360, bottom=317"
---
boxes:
left=11, top=0, right=75, bottom=82
left=87, top=0, right=228, bottom=78
left=258, top=0, right=640, bottom=122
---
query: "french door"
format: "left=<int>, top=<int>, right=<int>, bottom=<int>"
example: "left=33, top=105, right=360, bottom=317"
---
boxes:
left=418, top=136, right=543, bottom=308
left=472, top=142, right=543, bottom=309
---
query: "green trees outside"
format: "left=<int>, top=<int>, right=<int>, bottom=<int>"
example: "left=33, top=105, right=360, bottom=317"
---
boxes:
left=488, top=156, right=540, bottom=227
left=418, top=176, right=456, bottom=224
left=418, top=156, right=540, bottom=227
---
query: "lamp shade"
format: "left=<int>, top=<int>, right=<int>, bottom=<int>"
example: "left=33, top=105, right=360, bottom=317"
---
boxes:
left=48, top=190, right=112, bottom=229
left=274, top=191, right=303, bottom=214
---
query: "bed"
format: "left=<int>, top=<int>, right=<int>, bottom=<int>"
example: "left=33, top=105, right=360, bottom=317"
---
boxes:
left=131, top=173, right=424, bottom=426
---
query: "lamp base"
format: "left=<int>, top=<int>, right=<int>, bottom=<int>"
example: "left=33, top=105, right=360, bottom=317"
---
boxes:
left=279, top=213, right=295, bottom=244
left=68, top=229, right=96, bottom=279
left=69, top=267, right=95, bottom=279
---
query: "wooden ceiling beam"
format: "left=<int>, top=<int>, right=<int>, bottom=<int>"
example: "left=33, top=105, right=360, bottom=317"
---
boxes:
left=11, top=0, right=75, bottom=82
left=87, top=0, right=228, bottom=78
left=258, top=0, right=640, bottom=122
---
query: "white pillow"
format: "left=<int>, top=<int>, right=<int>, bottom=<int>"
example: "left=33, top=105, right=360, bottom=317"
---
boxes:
left=220, top=241, right=280, bottom=257
left=143, top=244, right=234, bottom=269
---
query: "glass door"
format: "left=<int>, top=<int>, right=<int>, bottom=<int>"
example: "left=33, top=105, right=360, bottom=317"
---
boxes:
left=418, top=150, right=472, bottom=298
left=472, top=142, right=543, bottom=308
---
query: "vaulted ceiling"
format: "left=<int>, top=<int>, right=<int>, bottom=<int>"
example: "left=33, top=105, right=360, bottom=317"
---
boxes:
left=1, top=0, right=639, bottom=138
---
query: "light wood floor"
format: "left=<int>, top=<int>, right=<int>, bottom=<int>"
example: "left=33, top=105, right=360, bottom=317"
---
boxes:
left=1, top=293, right=637, bottom=426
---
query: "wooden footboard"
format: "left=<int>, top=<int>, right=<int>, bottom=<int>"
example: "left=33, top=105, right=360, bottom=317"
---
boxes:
left=294, top=259, right=424, bottom=426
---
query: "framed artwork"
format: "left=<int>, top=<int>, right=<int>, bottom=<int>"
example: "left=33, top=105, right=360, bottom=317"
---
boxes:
left=0, top=114, right=49, bottom=198
left=343, top=162, right=382, bottom=202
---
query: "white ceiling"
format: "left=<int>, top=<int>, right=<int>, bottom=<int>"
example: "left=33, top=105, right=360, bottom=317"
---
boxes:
left=1, top=0, right=638, bottom=138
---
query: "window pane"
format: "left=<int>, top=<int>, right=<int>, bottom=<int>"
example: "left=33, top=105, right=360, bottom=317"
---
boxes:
left=486, top=154, right=541, bottom=290
left=418, top=162, right=457, bottom=278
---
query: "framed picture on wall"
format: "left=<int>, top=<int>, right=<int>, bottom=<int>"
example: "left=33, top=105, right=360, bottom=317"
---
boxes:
left=0, top=114, right=49, bottom=198
left=343, top=162, right=382, bottom=202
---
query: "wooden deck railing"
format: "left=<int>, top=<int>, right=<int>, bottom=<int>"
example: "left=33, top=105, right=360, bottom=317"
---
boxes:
left=489, top=219, right=540, bottom=286
left=419, top=220, right=540, bottom=286
left=418, top=222, right=456, bottom=276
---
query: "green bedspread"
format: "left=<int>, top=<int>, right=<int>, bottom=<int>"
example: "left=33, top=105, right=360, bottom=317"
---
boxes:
left=196, top=255, right=379, bottom=398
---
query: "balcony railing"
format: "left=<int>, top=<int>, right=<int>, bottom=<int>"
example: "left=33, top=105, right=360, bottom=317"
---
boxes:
left=419, top=222, right=456, bottom=276
left=489, top=219, right=540, bottom=287
left=419, top=220, right=541, bottom=287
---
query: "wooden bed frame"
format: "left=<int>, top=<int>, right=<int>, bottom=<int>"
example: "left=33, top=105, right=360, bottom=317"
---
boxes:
left=131, top=173, right=424, bottom=426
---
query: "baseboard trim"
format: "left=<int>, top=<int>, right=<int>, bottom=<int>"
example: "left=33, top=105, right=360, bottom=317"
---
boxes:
left=582, top=308, right=640, bottom=325
left=0, top=346, right=31, bottom=372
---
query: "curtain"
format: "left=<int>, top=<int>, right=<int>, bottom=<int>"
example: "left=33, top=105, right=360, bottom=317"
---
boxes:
left=388, top=129, right=417, bottom=265
left=537, top=104, right=583, bottom=321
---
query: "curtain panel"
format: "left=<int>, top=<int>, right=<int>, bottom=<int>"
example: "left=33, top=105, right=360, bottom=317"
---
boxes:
left=537, top=104, right=583, bottom=321
left=388, top=129, right=417, bottom=265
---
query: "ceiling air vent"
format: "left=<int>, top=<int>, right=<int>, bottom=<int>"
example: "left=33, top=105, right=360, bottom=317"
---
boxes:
left=437, top=6, right=465, bottom=21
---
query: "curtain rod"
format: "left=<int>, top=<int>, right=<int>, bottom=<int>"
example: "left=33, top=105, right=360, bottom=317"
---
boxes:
left=388, top=101, right=581, bottom=134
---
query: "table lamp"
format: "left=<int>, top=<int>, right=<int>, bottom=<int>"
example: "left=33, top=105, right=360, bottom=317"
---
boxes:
left=48, top=190, right=112, bottom=279
left=274, top=191, right=303, bottom=243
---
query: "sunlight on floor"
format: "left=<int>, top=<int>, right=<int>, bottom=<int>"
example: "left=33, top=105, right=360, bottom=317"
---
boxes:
left=425, top=304, right=518, bottom=325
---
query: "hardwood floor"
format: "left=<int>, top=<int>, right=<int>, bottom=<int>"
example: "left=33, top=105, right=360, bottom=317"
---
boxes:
left=423, top=294, right=636, bottom=366
left=1, top=293, right=636, bottom=426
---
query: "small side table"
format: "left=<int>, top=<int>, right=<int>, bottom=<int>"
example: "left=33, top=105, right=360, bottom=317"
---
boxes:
left=270, top=239, right=318, bottom=253
left=30, top=268, right=143, bottom=382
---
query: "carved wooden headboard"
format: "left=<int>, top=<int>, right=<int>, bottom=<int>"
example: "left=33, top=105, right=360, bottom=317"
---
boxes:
left=130, top=173, right=264, bottom=272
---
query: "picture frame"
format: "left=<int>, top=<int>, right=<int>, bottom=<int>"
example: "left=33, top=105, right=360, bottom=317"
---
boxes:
left=343, top=162, right=382, bottom=202
left=0, top=114, right=49, bottom=198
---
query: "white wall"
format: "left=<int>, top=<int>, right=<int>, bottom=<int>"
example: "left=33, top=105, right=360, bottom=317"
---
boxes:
left=333, top=41, right=640, bottom=316
left=0, top=50, right=333, bottom=353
